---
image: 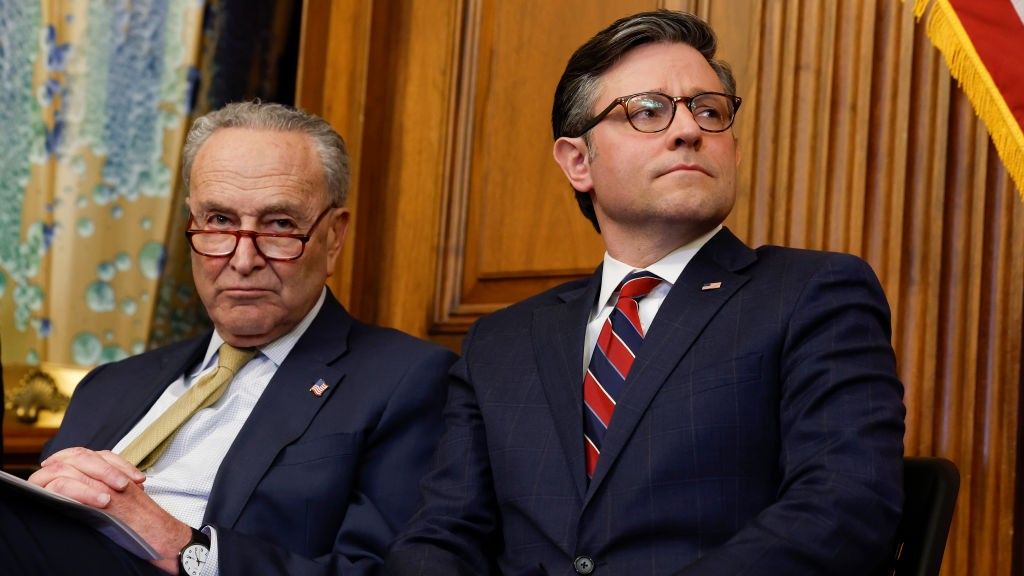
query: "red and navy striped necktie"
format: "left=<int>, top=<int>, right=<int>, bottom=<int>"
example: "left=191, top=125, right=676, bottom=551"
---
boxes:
left=583, top=270, right=662, bottom=478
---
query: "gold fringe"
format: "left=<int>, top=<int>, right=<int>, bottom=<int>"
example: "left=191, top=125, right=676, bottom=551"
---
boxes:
left=911, top=0, right=930, bottom=18
left=910, top=0, right=1024, bottom=199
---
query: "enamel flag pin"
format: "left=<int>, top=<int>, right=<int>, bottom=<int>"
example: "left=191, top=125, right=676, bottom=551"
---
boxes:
left=701, top=281, right=723, bottom=291
left=310, top=379, right=329, bottom=397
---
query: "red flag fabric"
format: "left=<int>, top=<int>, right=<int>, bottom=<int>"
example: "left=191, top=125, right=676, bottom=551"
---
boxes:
left=912, top=0, right=1024, bottom=197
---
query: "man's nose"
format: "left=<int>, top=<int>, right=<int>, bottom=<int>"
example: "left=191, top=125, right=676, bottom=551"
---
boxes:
left=666, top=107, right=704, bottom=149
left=230, top=234, right=266, bottom=272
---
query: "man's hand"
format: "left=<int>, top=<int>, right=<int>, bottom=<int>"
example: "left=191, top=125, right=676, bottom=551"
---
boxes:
left=30, top=447, right=193, bottom=574
left=31, top=447, right=144, bottom=506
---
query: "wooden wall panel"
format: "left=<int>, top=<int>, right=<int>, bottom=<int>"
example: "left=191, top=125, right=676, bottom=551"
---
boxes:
left=437, top=0, right=658, bottom=334
left=468, top=1, right=618, bottom=276
left=300, top=1, right=1024, bottom=573
left=709, top=2, right=1024, bottom=574
left=353, top=0, right=466, bottom=336
left=296, top=0, right=374, bottom=306
left=301, top=0, right=465, bottom=338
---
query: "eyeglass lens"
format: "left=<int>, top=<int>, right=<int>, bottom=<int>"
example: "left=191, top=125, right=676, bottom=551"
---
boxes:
left=626, top=93, right=735, bottom=133
left=191, top=233, right=304, bottom=260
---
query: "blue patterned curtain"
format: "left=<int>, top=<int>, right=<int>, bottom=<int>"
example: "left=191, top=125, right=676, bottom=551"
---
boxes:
left=0, top=0, right=300, bottom=374
left=150, top=0, right=300, bottom=348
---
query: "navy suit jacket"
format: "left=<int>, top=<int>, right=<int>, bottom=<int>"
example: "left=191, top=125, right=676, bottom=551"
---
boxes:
left=388, top=228, right=905, bottom=575
left=46, top=290, right=456, bottom=576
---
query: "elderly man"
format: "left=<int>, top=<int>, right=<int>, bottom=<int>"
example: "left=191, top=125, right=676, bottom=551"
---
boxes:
left=388, top=10, right=904, bottom=576
left=0, top=102, right=455, bottom=576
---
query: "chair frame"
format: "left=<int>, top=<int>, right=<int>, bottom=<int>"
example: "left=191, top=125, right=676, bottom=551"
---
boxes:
left=887, top=457, right=960, bottom=576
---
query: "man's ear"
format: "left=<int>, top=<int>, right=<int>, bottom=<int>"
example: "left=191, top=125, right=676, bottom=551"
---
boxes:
left=324, top=207, right=350, bottom=277
left=553, top=136, right=594, bottom=193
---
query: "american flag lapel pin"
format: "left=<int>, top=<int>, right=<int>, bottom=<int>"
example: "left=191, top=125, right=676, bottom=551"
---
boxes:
left=701, top=281, right=723, bottom=291
left=310, top=379, right=329, bottom=397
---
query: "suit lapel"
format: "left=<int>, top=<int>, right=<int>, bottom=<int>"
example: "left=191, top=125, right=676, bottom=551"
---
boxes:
left=91, top=337, right=209, bottom=451
left=585, top=229, right=757, bottom=501
left=203, top=292, right=350, bottom=528
left=532, top=272, right=600, bottom=501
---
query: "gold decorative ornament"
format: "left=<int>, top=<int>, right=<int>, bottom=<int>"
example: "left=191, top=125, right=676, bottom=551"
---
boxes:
left=4, top=369, right=70, bottom=425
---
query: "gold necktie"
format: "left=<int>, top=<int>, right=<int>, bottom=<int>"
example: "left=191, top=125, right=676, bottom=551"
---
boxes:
left=119, top=343, right=255, bottom=470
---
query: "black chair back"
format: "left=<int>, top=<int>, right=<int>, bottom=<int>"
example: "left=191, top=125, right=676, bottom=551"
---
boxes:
left=888, top=457, right=959, bottom=576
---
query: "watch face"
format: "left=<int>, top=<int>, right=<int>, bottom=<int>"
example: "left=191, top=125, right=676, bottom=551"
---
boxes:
left=181, top=543, right=209, bottom=576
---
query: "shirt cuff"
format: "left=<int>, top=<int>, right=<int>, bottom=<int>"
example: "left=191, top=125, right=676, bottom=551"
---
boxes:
left=198, top=526, right=220, bottom=576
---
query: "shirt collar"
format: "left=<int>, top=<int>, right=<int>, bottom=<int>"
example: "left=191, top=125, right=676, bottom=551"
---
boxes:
left=597, top=225, right=721, bottom=309
left=196, top=287, right=327, bottom=375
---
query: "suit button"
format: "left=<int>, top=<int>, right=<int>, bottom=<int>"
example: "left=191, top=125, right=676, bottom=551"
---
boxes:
left=573, top=555, right=595, bottom=575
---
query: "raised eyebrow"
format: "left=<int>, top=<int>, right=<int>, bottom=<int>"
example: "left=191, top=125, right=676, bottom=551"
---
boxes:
left=690, top=90, right=730, bottom=98
left=192, top=202, right=237, bottom=218
left=193, top=203, right=307, bottom=219
left=640, top=90, right=720, bottom=99
left=259, top=206, right=308, bottom=222
left=632, top=91, right=664, bottom=100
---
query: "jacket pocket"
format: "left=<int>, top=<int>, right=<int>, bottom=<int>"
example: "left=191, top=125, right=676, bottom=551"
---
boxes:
left=274, top=431, right=362, bottom=466
left=687, top=353, right=763, bottom=394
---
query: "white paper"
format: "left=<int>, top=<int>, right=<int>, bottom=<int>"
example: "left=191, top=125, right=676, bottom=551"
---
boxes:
left=0, top=469, right=161, bottom=560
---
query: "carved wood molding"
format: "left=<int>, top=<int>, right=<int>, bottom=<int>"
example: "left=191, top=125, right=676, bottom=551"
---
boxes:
left=432, top=0, right=639, bottom=335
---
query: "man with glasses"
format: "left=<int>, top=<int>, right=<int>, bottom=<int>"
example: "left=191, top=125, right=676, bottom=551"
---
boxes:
left=389, top=10, right=904, bottom=575
left=0, top=102, right=456, bottom=576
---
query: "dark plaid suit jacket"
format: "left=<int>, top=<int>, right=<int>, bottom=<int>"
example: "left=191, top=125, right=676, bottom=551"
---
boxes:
left=388, top=227, right=905, bottom=576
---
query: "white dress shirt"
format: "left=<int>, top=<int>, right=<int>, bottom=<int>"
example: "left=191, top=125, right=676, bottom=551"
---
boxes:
left=583, top=226, right=720, bottom=370
left=112, top=289, right=326, bottom=576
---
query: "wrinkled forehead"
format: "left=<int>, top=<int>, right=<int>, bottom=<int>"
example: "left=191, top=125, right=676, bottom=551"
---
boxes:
left=193, top=127, right=320, bottom=174
left=189, top=128, right=329, bottom=206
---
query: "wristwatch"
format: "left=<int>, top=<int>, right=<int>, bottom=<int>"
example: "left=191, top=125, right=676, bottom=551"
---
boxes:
left=178, top=527, right=211, bottom=576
